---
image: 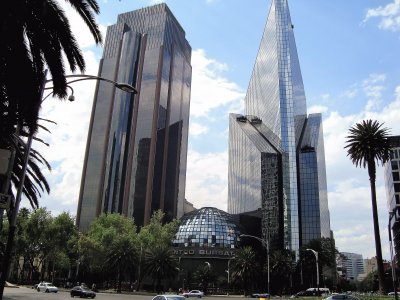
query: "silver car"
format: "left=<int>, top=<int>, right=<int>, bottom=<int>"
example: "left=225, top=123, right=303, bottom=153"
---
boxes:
left=324, top=295, right=359, bottom=300
left=152, top=295, right=186, bottom=300
left=182, top=290, right=204, bottom=298
left=36, top=282, right=58, bottom=293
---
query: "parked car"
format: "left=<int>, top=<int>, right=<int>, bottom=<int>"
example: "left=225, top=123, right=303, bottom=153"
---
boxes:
left=292, top=288, right=330, bottom=297
left=70, top=285, right=96, bottom=298
left=36, top=282, right=58, bottom=293
left=152, top=295, right=186, bottom=300
left=324, top=294, right=359, bottom=300
left=250, top=292, right=269, bottom=298
left=307, top=287, right=330, bottom=295
left=182, top=290, right=204, bottom=298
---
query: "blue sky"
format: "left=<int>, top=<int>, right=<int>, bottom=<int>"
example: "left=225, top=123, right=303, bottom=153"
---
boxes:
left=34, top=0, right=400, bottom=261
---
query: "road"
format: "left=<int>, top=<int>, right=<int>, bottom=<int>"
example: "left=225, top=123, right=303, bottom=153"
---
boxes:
left=3, top=287, right=245, bottom=300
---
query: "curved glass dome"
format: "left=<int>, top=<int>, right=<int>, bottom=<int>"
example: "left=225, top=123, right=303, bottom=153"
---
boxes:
left=173, top=207, right=242, bottom=249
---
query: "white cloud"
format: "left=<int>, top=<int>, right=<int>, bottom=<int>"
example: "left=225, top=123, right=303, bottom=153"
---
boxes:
left=364, top=0, right=400, bottom=31
left=341, top=87, right=358, bottom=99
left=190, top=49, right=245, bottom=117
left=363, top=73, right=386, bottom=84
left=185, top=150, right=228, bottom=210
left=362, top=74, right=386, bottom=111
left=148, top=0, right=165, bottom=5
left=189, top=122, right=209, bottom=137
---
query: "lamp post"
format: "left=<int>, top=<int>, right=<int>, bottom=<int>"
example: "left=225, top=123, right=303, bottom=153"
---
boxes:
left=204, top=261, right=211, bottom=294
left=240, top=234, right=270, bottom=295
left=306, top=248, right=319, bottom=294
left=389, top=212, right=399, bottom=300
left=226, top=257, right=235, bottom=296
left=136, top=243, right=143, bottom=291
left=0, top=73, right=137, bottom=296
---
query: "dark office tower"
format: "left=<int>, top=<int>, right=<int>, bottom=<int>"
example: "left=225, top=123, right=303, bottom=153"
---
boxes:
left=77, top=4, right=192, bottom=231
left=228, top=0, right=330, bottom=253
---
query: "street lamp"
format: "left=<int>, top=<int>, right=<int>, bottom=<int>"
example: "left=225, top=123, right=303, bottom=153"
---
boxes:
left=306, top=248, right=319, bottom=293
left=0, top=72, right=137, bottom=294
left=44, top=74, right=137, bottom=94
left=226, top=257, right=235, bottom=296
left=240, top=234, right=270, bottom=295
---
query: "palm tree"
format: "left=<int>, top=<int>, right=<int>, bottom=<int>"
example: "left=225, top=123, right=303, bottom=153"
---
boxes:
left=0, top=0, right=102, bottom=134
left=231, top=246, right=257, bottom=296
left=193, top=264, right=215, bottom=295
left=144, top=245, right=178, bottom=293
left=269, top=249, right=294, bottom=295
left=104, top=237, right=137, bottom=293
left=0, top=118, right=53, bottom=210
left=344, top=119, right=391, bottom=293
left=1, top=5, right=102, bottom=292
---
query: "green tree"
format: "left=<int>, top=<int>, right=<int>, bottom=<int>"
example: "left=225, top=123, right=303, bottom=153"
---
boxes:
left=231, top=246, right=257, bottom=296
left=24, top=208, right=54, bottom=281
left=144, top=245, right=178, bottom=292
left=0, top=208, right=32, bottom=282
left=358, top=270, right=379, bottom=292
left=81, top=213, right=138, bottom=290
left=269, top=249, right=295, bottom=295
left=50, top=212, right=79, bottom=280
left=136, top=210, right=179, bottom=290
left=345, top=119, right=391, bottom=293
left=138, top=210, right=179, bottom=249
left=104, top=237, right=137, bottom=293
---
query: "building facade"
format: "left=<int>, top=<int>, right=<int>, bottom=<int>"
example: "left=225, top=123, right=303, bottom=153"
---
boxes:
left=339, top=252, right=365, bottom=281
left=386, top=136, right=400, bottom=266
left=77, top=4, right=192, bottom=231
left=228, top=0, right=331, bottom=253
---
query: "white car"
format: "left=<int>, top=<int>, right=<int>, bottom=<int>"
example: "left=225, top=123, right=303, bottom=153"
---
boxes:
left=182, top=290, right=204, bottom=298
left=36, top=282, right=58, bottom=293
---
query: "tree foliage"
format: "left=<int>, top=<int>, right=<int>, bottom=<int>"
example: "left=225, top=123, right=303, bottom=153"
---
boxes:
left=269, top=248, right=295, bottom=294
left=80, top=212, right=138, bottom=284
left=138, top=210, right=179, bottom=249
left=231, top=246, right=257, bottom=296
left=0, top=208, right=78, bottom=283
left=0, top=122, right=53, bottom=209
left=144, top=245, right=178, bottom=292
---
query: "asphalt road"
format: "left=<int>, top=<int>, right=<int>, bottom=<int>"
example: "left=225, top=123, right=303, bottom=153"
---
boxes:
left=2, top=287, right=242, bottom=300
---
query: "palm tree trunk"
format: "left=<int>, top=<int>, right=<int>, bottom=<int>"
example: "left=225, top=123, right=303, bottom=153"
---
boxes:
left=369, top=162, right=386, bottom=293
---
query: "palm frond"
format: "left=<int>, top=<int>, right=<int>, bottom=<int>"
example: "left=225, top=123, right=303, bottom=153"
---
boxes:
left=66, top=0, right=103, bottom=44
left=344, top=119, right=391, bottom=168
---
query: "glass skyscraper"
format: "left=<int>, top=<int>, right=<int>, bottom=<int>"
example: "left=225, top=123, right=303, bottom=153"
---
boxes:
left=228, top=0, right=330, bottom=253
left=77, top=4, right=192, bottom=231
